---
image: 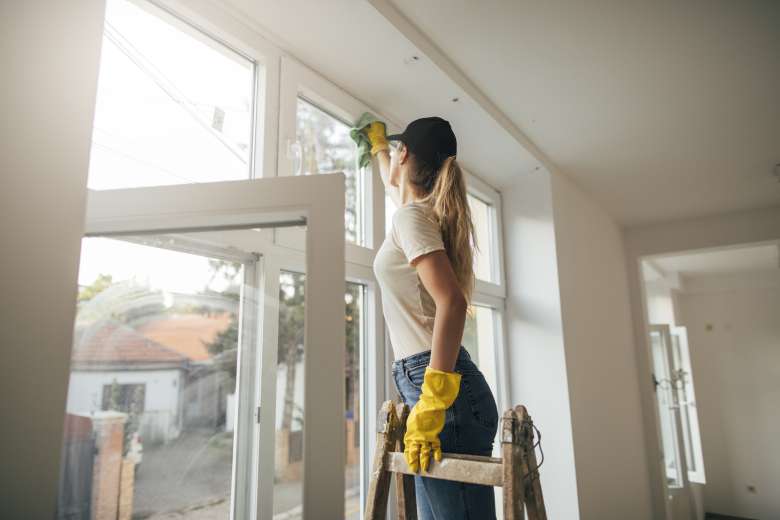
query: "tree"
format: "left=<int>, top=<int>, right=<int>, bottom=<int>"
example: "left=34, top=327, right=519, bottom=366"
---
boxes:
left=344, top=284, right=362, bottom=426
left=296, top=99, right=360, bottom=243
left=201, top=259, right=242, bottom=381
left=78, top=274, right=113, bottom=303
left=278, top=272, right=305, bottom=430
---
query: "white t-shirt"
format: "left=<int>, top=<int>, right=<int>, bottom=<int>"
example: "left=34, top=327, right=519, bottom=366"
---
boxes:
left=373, top=201, right=445, bottom=360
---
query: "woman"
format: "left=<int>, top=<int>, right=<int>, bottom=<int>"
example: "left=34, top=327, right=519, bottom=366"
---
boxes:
left=366, top=116, right=499, bottom=520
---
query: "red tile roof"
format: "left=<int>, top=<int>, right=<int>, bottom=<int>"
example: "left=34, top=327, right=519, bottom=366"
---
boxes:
left=73, top=321, right=187, bottom=365
left=138, top=313, right=232, bottom=361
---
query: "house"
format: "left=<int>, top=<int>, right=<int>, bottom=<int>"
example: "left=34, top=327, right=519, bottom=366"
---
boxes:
left=68, top=321, right=189, bottom=444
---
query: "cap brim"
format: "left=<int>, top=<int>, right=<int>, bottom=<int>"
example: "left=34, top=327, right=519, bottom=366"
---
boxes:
left=386, top=134, right=404, bottom=141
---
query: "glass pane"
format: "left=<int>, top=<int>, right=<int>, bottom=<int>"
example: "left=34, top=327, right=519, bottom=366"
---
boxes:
left=385, top=194, right=397, bottom=236
left=670, top=334, right=695, bottom=473
left=463, top=304, right=505, bottom=511
left=89, top=0, right=255, bottom=190
left=386, top=192, right=494, bottom=283
left=650, top=330, right=683, bottom=488
left=345, top=283, right=365, bottom=519
left=462, top=304, right=500, bottom=461
left=462, top=305, right=498, bottom=398
left=274, top=271, right=306, bottom=517
left=60, top=237, right=244, bottom=518
left=296, top=98, right=363, bottom=244
left=468, top=194, right=494, bottom=282
left=273, top=275, right=365, bottom=519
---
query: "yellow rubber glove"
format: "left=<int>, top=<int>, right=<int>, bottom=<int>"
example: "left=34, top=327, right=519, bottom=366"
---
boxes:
left=404, top=366, right=462, bottom=473
left=364, top=120, right=389, bottom=155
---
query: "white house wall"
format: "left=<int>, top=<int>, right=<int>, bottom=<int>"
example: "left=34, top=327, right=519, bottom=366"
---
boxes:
left=67, top=369, right=183, bottom=443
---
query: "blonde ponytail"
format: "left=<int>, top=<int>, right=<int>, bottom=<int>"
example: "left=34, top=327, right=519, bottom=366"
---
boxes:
left=420, top=157, right=476, bottom=305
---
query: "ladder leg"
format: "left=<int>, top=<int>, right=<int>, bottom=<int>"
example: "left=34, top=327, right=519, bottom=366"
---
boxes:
left=501, top=408, right=525, bottom=520
left=393, top=403, right=417, bottom=520
left=365, top=401, right=398, bottom=520
left=516, top=406, right=547, bottom=520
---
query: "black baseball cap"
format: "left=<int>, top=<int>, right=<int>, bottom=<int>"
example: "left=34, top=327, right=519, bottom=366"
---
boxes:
left=387, top=116, right=457, bottom=167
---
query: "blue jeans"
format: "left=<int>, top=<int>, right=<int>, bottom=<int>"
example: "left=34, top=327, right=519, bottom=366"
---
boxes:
left=391, top=346, right=499, bottom=520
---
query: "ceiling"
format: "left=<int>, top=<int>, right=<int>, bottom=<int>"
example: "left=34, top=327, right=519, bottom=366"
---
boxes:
left=223, top=0, right=780, bottom=227
left=651, top=243, right=780, bottom=278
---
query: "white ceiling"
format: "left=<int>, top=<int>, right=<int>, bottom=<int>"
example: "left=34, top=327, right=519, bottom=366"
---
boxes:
left=653, top=243, right=780, bottom=277
left=222, top=0, right=539, bottom=185
left=224, top=0, right=780, bottom=227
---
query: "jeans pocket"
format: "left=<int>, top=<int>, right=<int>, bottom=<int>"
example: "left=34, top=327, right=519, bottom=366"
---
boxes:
left=403, top=363, right=426, bottom=391
left=460, top=373, right=499, bottom=432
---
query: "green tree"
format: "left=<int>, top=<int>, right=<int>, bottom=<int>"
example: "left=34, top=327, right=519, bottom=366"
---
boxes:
left=296, top=99, right=360, bottom=242
left=278, top=272, right=305, bottom=430
left=78, top=274, right=113, bottom=303
left=201, top=259, right=242, bottom=381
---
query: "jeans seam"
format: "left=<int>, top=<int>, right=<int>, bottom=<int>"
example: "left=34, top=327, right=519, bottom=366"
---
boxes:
left=461, top=378, right=499, bottom=431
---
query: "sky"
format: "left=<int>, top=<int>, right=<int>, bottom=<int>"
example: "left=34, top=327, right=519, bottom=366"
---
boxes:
left=81, top=0, right=255, bottom=295
left=78, top=237, right=234, bottom=295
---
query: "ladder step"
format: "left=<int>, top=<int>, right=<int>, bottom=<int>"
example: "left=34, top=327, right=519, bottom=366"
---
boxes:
left=386, top=452, right=504, bottom=487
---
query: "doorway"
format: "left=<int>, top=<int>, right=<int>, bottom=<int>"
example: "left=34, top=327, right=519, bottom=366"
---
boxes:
left=639, top=241, right=780, bottom=520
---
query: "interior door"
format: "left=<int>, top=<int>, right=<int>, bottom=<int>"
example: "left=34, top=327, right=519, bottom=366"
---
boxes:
left=648, top=324, right=693, bottom=519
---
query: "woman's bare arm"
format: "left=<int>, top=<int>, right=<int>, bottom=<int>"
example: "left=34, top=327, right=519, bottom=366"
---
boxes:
left=374, top=149, right=402, bottom=207
left=412, top=250, right=467, bottom=372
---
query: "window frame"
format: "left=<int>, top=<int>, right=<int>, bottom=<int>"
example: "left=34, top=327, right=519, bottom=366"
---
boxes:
left=92, top=0, right=279, bottom=189
left=84, top=172, right=346, bottom=520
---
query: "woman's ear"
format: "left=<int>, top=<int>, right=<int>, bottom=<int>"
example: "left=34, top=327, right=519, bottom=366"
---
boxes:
left=399, top=144, right=409, bottom=165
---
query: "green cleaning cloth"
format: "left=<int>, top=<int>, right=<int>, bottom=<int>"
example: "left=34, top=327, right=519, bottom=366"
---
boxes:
left=350, top=112, right=383, bottom=169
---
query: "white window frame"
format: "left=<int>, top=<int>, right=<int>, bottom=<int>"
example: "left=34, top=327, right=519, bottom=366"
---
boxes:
left=85, top=174, right=346, bottom=520
left=277, top=56, right=394, bottom=513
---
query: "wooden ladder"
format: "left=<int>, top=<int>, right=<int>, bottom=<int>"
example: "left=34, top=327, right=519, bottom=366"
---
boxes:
left=365, top=400, right=547, bottom=520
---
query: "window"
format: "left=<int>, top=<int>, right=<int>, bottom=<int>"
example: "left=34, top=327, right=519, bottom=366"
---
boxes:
left=63, top=236, right=245, bottom=518
left=649, top=326, right=685, bottom=487
left=274, top=271, right=306, bottom=515
left=101, top=383, right=145, bottom=414
left=345, top=282, right=366, bottom=519
left=272, top=274, right=367, bottom=519
left=468, top=194, right=495, bottom=283
left=385, top=192, right=498, bottom=284
left=295, top=97, right=364, bottom=244
left=670, top=327, right=706, bottom=484
left=385, top=194, right=397, bottom=236
left=89, top=0, right=256, bottom=190
left=462, top=305, right=499, bottom=398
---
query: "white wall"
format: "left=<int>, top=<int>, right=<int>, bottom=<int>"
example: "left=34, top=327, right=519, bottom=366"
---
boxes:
left=502, top=170, right=580, bottom=519
left=550, top=173, right=653, bottom=519
left=677, top=273, right=780, bottom=520
left=68, top=369, right=183, bottom=443
left=644, top=283, right=678, bottom=326
left=0, top=2, right=106, bottom=517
